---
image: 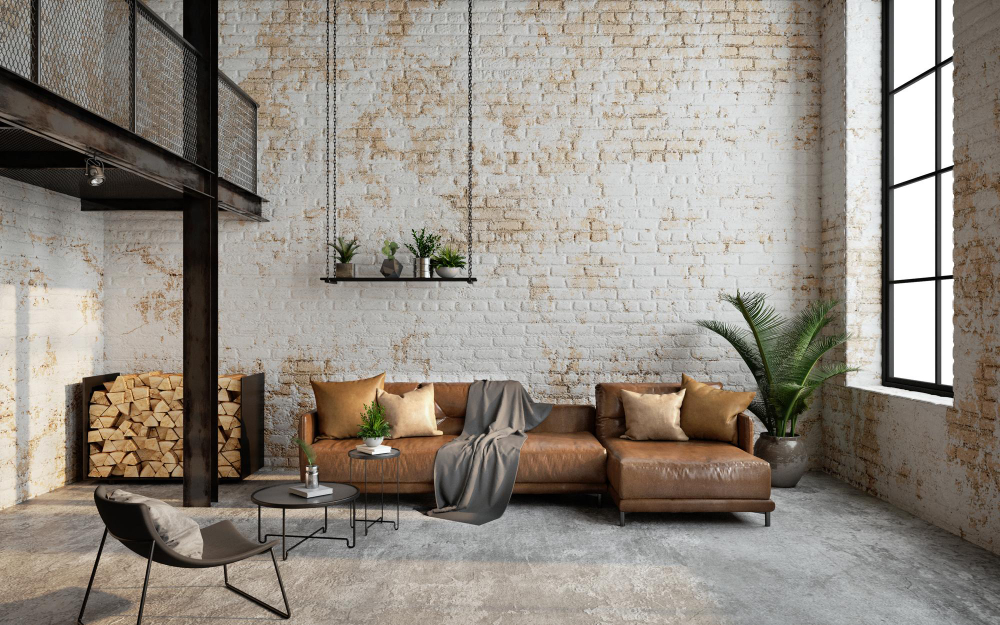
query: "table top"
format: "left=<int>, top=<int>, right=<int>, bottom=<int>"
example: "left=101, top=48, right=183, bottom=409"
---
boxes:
left=251, top=482, right=359, bottom=508
left=348, top=447, right=401, bottom=460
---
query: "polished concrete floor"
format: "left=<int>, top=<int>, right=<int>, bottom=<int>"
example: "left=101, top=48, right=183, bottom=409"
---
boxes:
left=1, top=470, right=998, bottom=624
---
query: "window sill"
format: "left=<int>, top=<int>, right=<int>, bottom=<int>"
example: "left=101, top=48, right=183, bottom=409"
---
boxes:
left=848, top=384, right=954, bottom=407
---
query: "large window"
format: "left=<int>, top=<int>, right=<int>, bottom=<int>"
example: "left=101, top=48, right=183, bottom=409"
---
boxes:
left=884, top=0, right=954, bottom=396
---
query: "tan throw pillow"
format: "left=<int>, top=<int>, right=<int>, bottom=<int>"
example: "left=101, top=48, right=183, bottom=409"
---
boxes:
left=376, top=384, right=443, bottom=438
left=312, top=373, right=386, bottom=439
left=679, top=374, right=755, bottom=443
left=620, top=388, right=688, bottom=441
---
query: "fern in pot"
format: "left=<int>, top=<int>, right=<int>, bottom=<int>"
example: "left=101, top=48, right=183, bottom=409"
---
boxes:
left=433, top=246, right=466, bottom=278
left=358, top=401, right=391, bottom=448
left=697, top=291, right=855, bottom=487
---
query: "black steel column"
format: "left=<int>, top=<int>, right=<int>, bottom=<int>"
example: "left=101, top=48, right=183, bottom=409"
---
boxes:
left=182, top=0, right=219, bottom=507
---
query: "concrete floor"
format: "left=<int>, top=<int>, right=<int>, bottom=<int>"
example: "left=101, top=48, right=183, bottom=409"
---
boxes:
left=1, top=470, right=998, bottom=625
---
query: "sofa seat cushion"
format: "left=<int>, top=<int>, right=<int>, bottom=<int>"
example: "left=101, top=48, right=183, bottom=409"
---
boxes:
left=312, top=435, right=456, bottom=484
left=604, top=438, right=770, bottom=500
left=517, top=432, right=607, bottom=484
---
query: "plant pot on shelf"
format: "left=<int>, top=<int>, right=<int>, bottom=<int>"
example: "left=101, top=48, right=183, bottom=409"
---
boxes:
left=754, top=434, right=808, bottom=488
left=335, top=263, right=355, bottom=278
left=381, top=258, right=403, bottom=278
left=304, top=464, right=319, bottom=489
left=363, top=437, right=384, bottom=448
left=436, top=266, right=461, bottom=278
left=414, top=258, right=432, bottom=278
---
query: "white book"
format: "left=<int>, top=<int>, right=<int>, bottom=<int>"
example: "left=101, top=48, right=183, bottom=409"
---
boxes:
left=355, top=444, right=392, bottom=455
left=289, top=484, right=333, bottom=498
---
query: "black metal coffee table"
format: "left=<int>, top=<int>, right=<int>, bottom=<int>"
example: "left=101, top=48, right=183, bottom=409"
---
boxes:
left=251, top=481, right=359, bottom=559
left=348, top=448, right=401, bottom=536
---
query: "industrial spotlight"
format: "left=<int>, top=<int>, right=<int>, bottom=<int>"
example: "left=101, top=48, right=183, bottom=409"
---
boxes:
left=85, top=156, right=105, bottom=187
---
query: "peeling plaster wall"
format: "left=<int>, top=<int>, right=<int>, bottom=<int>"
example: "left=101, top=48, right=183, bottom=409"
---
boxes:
left=112, top=1, right=824, bottom=467
left=822, top=0, right=1000, bottom=556
left=0, top=179, right=104, bottom=509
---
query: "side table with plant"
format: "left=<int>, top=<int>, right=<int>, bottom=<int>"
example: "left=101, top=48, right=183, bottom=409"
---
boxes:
left=331, top=236, right=360, bottom=278
left=697, top=291, right=855, bottom=487
left=405, top=228, right=441, bottom=278
left=358, top=402, right=392, bottom=447
left=293, top=437, right=320, bottom=489
left=433, top=245, right=467, bottom=278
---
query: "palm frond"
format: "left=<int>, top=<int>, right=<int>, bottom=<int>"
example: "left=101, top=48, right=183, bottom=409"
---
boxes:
left=721, top=291, right=785, bottom=389
left=775, top=298, right=838, bottom=364
left=696, top=320, right=764, bottom=378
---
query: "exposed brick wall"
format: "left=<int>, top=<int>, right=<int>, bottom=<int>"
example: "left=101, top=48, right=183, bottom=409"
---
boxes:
left=112, top=1, right=824, bottom=466
left=0, top=179, right=104, bottom=509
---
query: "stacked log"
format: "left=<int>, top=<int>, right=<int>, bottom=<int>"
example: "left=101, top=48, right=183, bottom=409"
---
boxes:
left=86, top=371, right=244, bottom=479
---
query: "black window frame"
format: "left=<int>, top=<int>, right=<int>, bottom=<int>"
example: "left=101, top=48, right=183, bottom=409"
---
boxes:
left=882, top=0, right=954, bottom=397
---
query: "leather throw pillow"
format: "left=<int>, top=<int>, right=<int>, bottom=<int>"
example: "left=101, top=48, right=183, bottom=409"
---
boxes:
left=376, top=384, right=443, bottom=438
left=620, top=388, right=688, bottom=441
left=679, top=373, right=755, bottom=443
left=312, top=373, right=386, bottom=439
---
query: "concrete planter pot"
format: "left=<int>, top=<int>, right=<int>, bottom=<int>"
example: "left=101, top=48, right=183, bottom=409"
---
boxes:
left=754, top=434, right=808, bottom=488
left=436, top=266, right=461, bottom=278
left=335, top=262, right=355, bottom=278
left=363, top=437, right=384, bottom=448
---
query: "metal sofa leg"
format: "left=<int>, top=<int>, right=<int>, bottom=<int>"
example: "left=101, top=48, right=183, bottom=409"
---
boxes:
left=77, top=528, right=108, bottom=625
left=619, top=510, right=625, bottom=527
left=224, top=548, right=291, bottom=619
left=765, top=511, right=771, bottom=527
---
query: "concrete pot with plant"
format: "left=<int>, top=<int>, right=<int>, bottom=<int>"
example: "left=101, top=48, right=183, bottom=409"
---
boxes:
left=405, top=228, right=441, bottom=278
left=331, top=236, right=359, bottom=278
left=697, top=291, right=855, bottom=487
left=358, top=401, right=392, bottom=448
left=380, top=240, right=402, bottom=278
left=433, top=246, right=466, bottom=278
left=294, top=437, right=319, bottom=489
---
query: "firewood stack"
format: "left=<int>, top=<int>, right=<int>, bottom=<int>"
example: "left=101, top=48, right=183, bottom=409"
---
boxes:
left=86, top=371, right=244, bottom=479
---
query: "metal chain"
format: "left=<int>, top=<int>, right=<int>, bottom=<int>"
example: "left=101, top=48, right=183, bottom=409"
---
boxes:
left=467, top=0, right=473, bottom=281
left=332, top=0, right=337, bottom=255
left=325, top=0, right=330, bottom=277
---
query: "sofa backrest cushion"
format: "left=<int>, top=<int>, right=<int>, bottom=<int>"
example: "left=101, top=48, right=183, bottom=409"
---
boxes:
left=595, top=381, right=722, bottom=441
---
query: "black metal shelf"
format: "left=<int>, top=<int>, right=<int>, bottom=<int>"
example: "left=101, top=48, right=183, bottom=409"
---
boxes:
left=322, top=277, right=477, bottom=284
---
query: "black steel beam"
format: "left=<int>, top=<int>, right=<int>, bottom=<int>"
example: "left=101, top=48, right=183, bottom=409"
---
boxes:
left=182, top=0, right=220, bottom=507
left=81, top=199, right=181, bottom=211
left=0, top=151, right=110, bottom=169
left=0, top=68, right=212, bottom=196
left=218, top=178, right=266, bottom=220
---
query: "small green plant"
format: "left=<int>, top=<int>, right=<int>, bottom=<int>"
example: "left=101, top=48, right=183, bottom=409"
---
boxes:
left=331, top=236, right=360, bottom=263
left=381, top=240, right=399, bottom=259
left=358, top=401, right=392, bottom=439
left=293, top=437, right=317, bottom=466
left=433, top=246, right=466, bottom=268
left=404, top=228, right=441, bottom=258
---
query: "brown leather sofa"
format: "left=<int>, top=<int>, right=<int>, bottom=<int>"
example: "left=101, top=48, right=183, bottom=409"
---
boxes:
left=596, top=382, right=775, bottom=526
left=297, top=380, right=774, bottom=526
left=298, top=382, right=608, bottom=496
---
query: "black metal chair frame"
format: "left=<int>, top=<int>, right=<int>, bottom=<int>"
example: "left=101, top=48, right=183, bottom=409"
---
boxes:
left=78, top=486, right=290, bottom=624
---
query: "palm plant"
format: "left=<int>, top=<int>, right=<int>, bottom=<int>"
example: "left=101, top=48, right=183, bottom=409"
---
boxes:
left=331, top=236, right=359, bottom=263
left=696, top=291, right=856, bottom=437
left=292, top=437, right=317, bottom=466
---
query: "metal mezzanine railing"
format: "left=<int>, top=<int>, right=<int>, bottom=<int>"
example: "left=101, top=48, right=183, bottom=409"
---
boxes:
left=0, top=0, right=257, bottom=194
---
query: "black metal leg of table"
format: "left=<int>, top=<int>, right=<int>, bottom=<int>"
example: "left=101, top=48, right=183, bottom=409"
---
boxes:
left=259, top=505, right=356, bottom=557
left=257, top=505, right=263, bottom=543
left=349, top=459, right=355, bottom=529
left=396, top=455, right=400, bottom=530
left=364, top=461, right=369, bottom=536
left=282, top=509, right=286, bottom=560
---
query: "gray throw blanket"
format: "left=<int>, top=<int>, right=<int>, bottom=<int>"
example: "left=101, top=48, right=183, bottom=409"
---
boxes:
left=428, top=380, right=552, bottom=525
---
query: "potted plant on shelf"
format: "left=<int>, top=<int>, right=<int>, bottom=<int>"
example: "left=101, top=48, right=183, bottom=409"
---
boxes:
left=405, top=228, right=441, bottom=278
left=433, top=246, right=466, bottom=278
left=293, top=437, right=319, bottom=489
left=380, top=240, right=402, bottom=278
left=331, top=236, right=360, bottom=278
left=696, top=291, right=855, bottom=487
left=358, top=401, right=391, bottom=448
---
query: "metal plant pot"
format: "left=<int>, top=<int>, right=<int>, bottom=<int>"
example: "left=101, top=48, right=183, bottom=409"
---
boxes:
left=335, top=263, right=354, bottom=278
left=414, top=257, right=432, bottom=278
left=436, top=266, right=461, bottom=278
left=381, top=258, right=403, bottom=278
left=754, top=434, right=808, bottom=488
left=304, top=465, right=319, bottom=490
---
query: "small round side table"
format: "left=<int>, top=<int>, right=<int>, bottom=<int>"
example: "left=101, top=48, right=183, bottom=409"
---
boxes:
left=251, top=481, right=359, bottom=559
left=348, top=448, right=400, bottom=536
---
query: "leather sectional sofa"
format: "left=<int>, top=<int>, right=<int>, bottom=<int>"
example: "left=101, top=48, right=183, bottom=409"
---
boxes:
left=298, top=381, right=775, bottom=525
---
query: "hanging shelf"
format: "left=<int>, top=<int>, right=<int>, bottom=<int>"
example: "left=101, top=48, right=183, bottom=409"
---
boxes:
left=322, top=0, right=477, bottom=285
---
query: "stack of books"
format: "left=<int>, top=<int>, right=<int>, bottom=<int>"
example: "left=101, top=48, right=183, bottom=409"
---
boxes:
left=289, top=484, right=333, bottom=498
left=355, top=444, right=392, bottom=455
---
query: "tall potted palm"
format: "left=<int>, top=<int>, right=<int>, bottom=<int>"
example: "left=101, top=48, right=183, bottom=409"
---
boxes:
left=697, top=291, right=855, bottom=487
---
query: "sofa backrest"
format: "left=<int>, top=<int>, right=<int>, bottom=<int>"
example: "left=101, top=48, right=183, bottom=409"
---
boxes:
left=383, top=382, right=595, bottom=434
left=595, top=381, right=723, bottom=441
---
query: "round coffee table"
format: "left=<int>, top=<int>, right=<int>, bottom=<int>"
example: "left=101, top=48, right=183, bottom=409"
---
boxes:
left=348, top=448, right=401, bottom=535
left=251, top=481, right=359, bottom=559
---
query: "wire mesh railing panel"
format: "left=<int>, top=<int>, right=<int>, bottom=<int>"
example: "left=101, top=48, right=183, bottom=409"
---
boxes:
left=134, top=4, right=198, bottom=161
left=0, top=0, right=33, bottom=78
left=38, top=0, right=133, bottom=129
left=218, top=76, right=257, bottom=193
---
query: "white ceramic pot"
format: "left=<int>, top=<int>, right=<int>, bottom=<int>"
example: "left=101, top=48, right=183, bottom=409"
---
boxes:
left=363, top=437, right=384, bottom=448
left=436, top=266, right=461, bottom=278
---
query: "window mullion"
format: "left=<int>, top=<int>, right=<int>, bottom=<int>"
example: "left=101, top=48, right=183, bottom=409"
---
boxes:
left=934, top=0, right=942, bottom=386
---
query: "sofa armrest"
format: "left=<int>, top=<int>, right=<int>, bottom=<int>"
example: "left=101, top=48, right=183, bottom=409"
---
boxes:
left=298, top=411, right=317, bottom=480
left=737, top=413, right=754, bottom=454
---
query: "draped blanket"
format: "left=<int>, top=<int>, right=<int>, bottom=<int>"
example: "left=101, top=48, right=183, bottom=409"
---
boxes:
left=428, top=380, right=552, bottom=525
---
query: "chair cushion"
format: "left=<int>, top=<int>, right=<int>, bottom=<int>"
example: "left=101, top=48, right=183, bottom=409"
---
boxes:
left=108, top=489, right=203, bottom=558
left=312, top=435, right=457, bottom=483
left=517, top=432, right=607, bottom=484
left=603, top=439, right=771, bottom=500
